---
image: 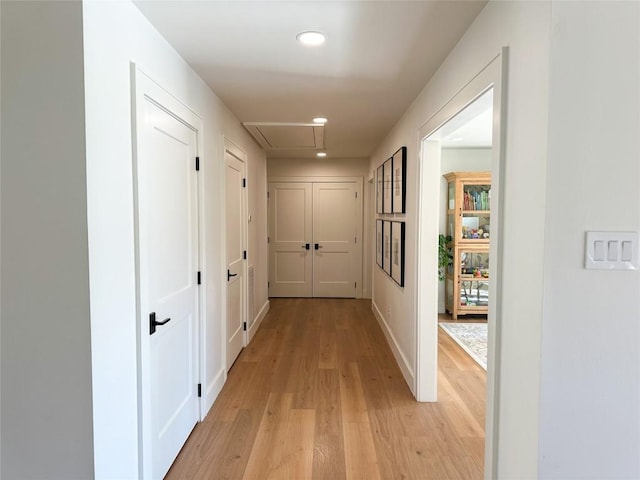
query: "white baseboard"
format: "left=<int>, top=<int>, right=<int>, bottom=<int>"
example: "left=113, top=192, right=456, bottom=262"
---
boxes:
left=371, top=300, right=416, bottom=396
left=201, top=367, right=225, bottom=420
left=248, top=300, right=269, bottom=342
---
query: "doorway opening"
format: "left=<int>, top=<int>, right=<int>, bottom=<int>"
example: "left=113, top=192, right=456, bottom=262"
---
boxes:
left=436, top=89, right=493, bottom=322
left=415, top=52, right=507, bottom=479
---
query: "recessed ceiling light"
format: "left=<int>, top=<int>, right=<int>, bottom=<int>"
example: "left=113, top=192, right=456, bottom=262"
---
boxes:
left=313, top=117, right=328, bottom=124
left=297, top=31, right=326, bottom=46
left=317, top=152, right=327, bottom=158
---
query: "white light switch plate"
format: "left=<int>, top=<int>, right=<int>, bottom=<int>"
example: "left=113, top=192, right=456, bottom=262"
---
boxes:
left=585, top=231, right=639, bottom=270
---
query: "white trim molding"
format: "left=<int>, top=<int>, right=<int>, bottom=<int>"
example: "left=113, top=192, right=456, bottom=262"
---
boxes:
left=371, top=300, right=415, bottom=393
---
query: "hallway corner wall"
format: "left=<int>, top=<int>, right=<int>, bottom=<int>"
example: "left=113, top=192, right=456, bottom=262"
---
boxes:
left=83, top=2, right=267, bottom=477
left=368, top=2, right=551, bottom=478
left=1, top=2, right=94, bottom=478
left=539, top=2, right=640, bottom=477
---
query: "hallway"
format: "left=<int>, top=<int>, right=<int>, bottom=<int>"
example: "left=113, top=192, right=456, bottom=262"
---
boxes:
left=166, top=299, right=485, bottom=479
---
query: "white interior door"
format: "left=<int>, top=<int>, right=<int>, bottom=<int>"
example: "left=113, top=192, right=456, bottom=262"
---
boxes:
left=135, top=73, right=200, bottom=479
left=268, top=183, right=313, bottom=297
left=312, top=183, right=359, bottom=298
left=225, top=148, right=246, bottom=369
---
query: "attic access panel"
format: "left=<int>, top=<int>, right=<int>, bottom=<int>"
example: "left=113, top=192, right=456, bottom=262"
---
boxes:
left=243, top=122, right=324, bottom=151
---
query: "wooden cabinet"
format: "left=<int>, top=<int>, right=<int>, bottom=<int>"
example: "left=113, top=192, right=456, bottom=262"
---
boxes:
left=443, top=172, right=491, bottom=319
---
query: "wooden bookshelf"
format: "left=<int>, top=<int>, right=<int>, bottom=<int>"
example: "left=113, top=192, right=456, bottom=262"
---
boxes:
left=443, top=172, right=491, bottom=319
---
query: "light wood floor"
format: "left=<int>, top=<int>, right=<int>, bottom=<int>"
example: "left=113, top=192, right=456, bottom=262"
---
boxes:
left=166, top=298, right=486, bottom=480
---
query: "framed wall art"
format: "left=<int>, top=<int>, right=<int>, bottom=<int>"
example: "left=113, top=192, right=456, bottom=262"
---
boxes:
left=392, top=146, right=407, bottom=213
left=391, top=221, right=405, bottom=287
left=376, top=219, right=384, bottom=268
left=383, top=158, right=393, bottom=213
left=383, top=220, right=392, bottom=276
left=376, top=164, right=384, bottom=214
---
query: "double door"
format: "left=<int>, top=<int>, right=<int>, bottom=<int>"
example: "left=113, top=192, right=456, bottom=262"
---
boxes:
left=268, top=181, right=362, bottom=298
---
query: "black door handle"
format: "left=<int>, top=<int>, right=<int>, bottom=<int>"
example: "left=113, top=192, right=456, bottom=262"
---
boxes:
left=305, top=243, right=310, bottom=250
left=314, top=243, right=323, bottom=250
left=150, top=312, right=171, bottom=335
left=227, top=269, right=238, bottom=281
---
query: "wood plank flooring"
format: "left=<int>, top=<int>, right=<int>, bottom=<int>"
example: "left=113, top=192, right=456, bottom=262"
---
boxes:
left=166, top=298, right=486, bottom=480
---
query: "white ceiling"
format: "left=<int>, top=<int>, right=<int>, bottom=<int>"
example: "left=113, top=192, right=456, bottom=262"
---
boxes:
left=434, top=88, right=493, bottom=148
left=133, top=0, right=487, bottom=159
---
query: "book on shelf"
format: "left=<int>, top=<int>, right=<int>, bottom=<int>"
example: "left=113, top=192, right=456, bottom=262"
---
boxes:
left=463, top=189, right=491, bottom=211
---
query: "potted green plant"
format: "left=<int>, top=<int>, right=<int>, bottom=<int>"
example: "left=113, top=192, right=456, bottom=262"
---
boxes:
left=438, top=234, right=453, bottom=281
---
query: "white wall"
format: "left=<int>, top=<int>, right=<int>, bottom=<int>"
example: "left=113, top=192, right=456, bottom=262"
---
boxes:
left=539, top=2, right=640, bottom=477
left=267, top=157, right=372, bottom=298
left=0, top=2, right=2, bottom=473
left=83, top=2, right=267, bottom=477
left=267, top=157, right=368, bottom=178
left=369, top=1, right=551, bottom=477
left=438, top=148, right=492, bottom=312
left=1, top=2, right=94, bottom=478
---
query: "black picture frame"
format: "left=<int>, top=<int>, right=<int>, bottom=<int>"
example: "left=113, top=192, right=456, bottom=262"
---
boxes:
left=376, top=219, right=384, bottom=268
left=391, top=146, right=407, bottom=213
left=383, top=220, right=392, bottom=276
left=376, top=165, right=384, bottom=214
left=391, top=221, right=405, bottom=287
left=383, top=158, right=393, bottom=213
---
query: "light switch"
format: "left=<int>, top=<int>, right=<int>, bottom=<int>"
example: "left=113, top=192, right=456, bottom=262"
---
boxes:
left=585, top=231, right=639, bottom=270
left=607, top=240, right=619, bottom=261
left=594, top=241, right=605, bottom=261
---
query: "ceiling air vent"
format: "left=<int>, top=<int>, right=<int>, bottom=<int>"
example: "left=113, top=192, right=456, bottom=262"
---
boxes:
left=243, top=122, right=324, bottom=151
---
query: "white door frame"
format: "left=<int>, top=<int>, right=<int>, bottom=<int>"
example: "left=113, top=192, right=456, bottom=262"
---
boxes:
left=415, top=49, right=508, bottom=479
left=268, top=176, right=364, bottom=298
left=131, top=65, right=205, bottom=479
left=223, top=138, right=248, bottom=369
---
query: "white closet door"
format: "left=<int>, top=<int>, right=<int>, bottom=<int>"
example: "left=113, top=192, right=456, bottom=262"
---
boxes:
left=268, top=183, right=313, bottom=297
left=312, top=183, right=358, bottom=298
left=135, top=77, right=199, bottom=480
left=225, top=149, right=246, bottom=369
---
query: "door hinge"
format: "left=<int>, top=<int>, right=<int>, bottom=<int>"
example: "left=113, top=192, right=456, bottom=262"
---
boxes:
left=267, top=236, right=270, bottom=244
left=355, top=237, right=357, bottom=244
left=268, top=281, right=270, bottom=288
left=243, top=250, right=247, bottom=260
left=242, top=178, right=246, bottom=188
left=243, top=322, right=247, bottom=331
left=267, top=191, right=270, bottom=198
left=355, top=282, right=357, bottom=288
left=355, top=191, right=358, bottom=198
left=197, top=271, right=201, bottom=285
left=195, top=156, right=200, bottom=171
left=197, top=383, right=202, bottom=398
